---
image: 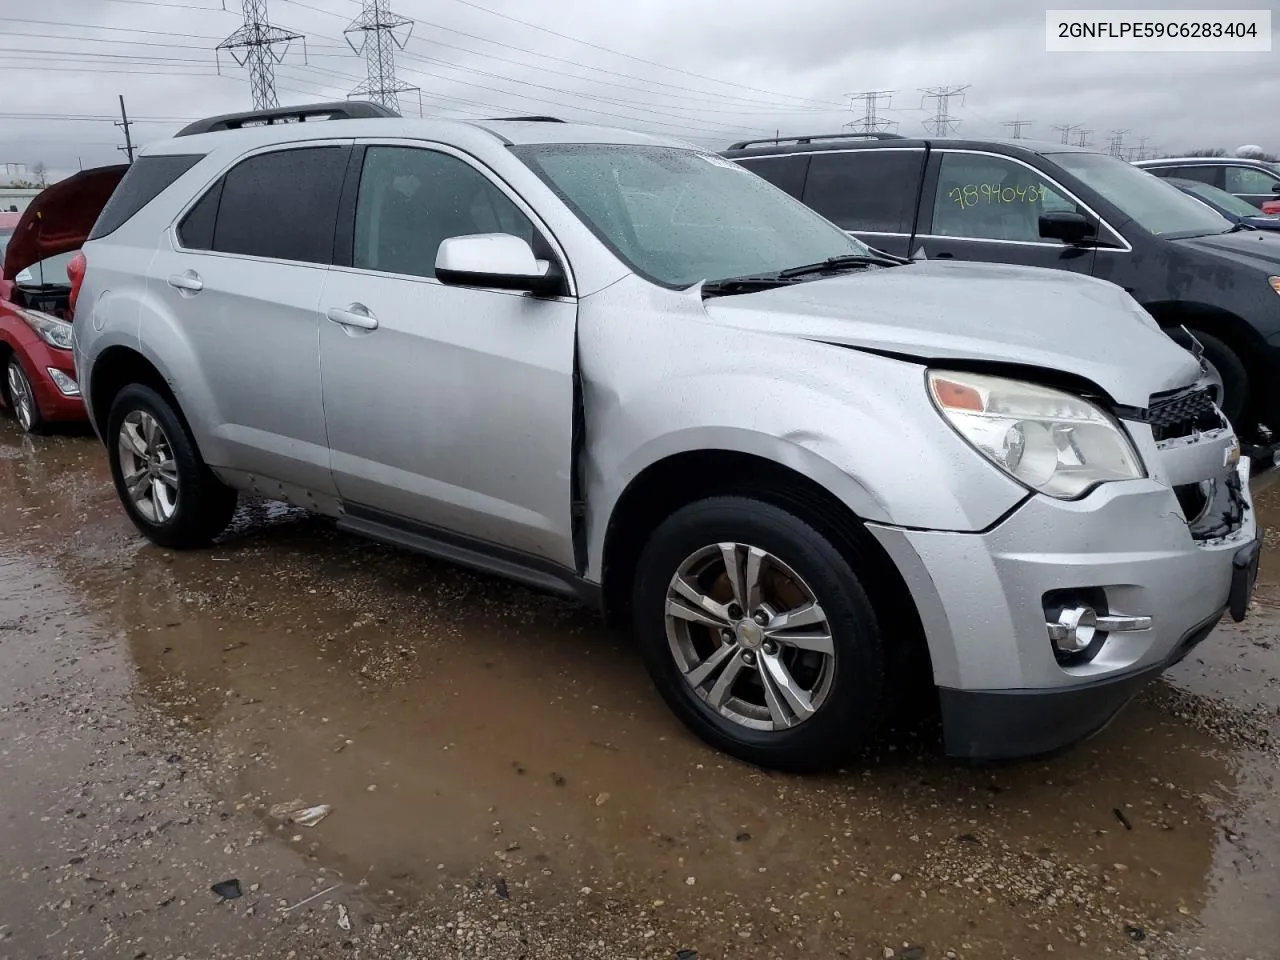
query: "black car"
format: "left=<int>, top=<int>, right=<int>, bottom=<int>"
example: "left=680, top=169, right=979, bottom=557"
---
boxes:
left=1135, top=157, right=1280, bottom=212
left=1168, top=177, right=1280, bottom=232
left=722, top=133, right=1280, bottom=438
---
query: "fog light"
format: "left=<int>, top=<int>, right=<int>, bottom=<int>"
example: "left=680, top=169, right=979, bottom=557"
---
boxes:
left=1049, top=605, right=1097, bottom=653
left=46, top=368, right=80, bottom=397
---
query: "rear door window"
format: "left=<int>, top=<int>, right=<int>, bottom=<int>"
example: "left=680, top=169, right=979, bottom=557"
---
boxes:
left=88, top=154, right=204, bottom=240
left=736, top=155, right=810, bottom=199
left=208, top=146, right=348, bottom=264
left=1160, top=165, right=1223, bottom=188
left=801, top=150, right=924, bottom=233
left=931, top=152, right=1085, bottom=243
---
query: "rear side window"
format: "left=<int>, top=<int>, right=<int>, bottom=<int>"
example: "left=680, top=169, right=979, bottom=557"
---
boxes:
left=88, top=154, right=204, bottom=240
left=1161, top=165, right=1221, bottom=187
left=209, top=146, right=347, bottom=264
left=737, top=155, right=810, bottom=198
left=802, top=151, right=924, bottom=233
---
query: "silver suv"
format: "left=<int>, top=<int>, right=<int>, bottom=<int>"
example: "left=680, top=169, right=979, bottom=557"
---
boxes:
left=73, top=103, right=1260, bottom=769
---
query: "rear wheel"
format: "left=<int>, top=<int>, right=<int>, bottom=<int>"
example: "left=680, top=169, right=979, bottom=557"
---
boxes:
left=632, top=496, right=886, bottom=771
left=6, top=357, right=44, bottom=434
left=107, top=384, right=237, bottom=548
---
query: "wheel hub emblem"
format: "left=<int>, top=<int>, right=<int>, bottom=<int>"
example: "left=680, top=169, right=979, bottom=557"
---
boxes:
left=736, top=620, right=764, bottom=650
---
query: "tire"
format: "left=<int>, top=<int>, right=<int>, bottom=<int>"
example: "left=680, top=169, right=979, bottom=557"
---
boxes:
left=1186, top=329, right=1248, bottom=428
left=6, top=356, right=44, bottom=434
left=632, top=496, right=886, bottom=772
left=106, top=384, right=237, bottom=548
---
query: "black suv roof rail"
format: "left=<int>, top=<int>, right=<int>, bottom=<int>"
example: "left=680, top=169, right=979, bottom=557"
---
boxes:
left=174, top=101, right=398, bottom=137
left=479, top=115, right=565, bottom=123
left=726, top=131, right=905, bottom=151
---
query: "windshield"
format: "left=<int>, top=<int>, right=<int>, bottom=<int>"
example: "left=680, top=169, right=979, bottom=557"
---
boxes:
left=1054, top=152, right=1233, bottom=238
left=1179, top=180, right=1268, bottom=218
left=512, top=144, right=872, bottom=287
left=15, top=251, right=76, bottom=286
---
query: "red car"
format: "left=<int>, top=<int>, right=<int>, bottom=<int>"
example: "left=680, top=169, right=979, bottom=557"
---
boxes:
left=0, top=166, right=125, bottom=432
left=1264, top=199, right=1280, bottom=215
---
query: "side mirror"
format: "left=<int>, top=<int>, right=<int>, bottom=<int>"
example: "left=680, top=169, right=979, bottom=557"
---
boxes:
left=435, top=234, right=564, bottom=296
left=1039, top=210, right=1097, bottom=246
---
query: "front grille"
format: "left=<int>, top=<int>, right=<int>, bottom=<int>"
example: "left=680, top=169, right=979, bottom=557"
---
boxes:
left=1146, top=387, right=1221, bottom=442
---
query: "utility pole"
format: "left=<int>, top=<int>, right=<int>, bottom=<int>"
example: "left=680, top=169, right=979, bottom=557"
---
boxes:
left=1076, top=129, right=1091, bottom=148
left=844, top=90, right=896, bottom=134
left=115, top=94, right=135, bottom=163
left=1052, top=123, right=1081, bottom=144
left=345, top=0, right=419, bottom=116
left=217, top=0, right=303, bottom=110
left=1002, top=118, right=1033, bottom=139
left=1106, top=129, right=1128, bottom=158
left=920, top=85, right=969, bottom=136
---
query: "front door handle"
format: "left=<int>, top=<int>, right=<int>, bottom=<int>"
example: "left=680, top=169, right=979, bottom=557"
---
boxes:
left=326, top=304, right=379, bottom=331
left=167, top=271, right=203, bottom=293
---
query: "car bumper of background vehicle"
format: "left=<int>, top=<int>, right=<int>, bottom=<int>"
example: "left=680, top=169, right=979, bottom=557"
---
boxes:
left=15, top=341, right=85, bottom=422
left=867, top=470, right=1257, bottom=757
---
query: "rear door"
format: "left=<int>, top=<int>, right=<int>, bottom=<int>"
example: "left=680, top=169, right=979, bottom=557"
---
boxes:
left=797, top=149, right=925, bottom=258
left=916, top=150, right=1113, bottom=274
left=735, top=154, right=809, bottom=200
left=1147, top=164, right=1224, bottom=189
left=145, top=142, right=350, bottom=501
left=1224, top=164, right=1280, bottom=209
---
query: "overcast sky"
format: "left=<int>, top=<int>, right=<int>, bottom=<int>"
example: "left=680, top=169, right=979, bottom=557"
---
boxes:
left=2, top=0, right=1276, bottom=180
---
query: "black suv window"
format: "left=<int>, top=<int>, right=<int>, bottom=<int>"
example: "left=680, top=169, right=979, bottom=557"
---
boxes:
left=1153, top=165, right=1221, bottom=187
left=352, top=146, right=533, bottom=280
left=801, top=150, right=924, bottom=233
left=88, top=154, right=204, bottom=240
left=932, top=152, right=1083, bottom=243
left=207, top=146, right=347, bottom=264
left=737, top=155, right=809, bottom=199
left=1226, top=165, right=1280, bottom=197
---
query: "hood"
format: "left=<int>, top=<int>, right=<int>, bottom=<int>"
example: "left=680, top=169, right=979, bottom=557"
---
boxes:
left=701, top=261, right=1200, bottom=408
left=2, top=164, right=128, bottom=282
left=1172, top=227, right=1280, bottom=273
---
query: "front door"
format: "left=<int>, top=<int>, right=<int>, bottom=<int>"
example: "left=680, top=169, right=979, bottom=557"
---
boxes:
left=144, top=143, right=350, bottom=500
left=318, top=142, right=579, bottom=567
left=917, top=150, right=1101, bottom=274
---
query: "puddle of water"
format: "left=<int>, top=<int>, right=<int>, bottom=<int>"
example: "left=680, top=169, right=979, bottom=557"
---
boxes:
left=1, top=420, right=1277, bottom=958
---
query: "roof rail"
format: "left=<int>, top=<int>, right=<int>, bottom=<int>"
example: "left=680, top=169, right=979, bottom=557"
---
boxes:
left=479, top=116, right=565, bottom=123
left=174, top=101, right=398, bottom=137
left=726, top=131, right=905, bottom=151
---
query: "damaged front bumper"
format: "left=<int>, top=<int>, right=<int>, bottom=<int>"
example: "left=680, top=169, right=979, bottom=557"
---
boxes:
left=868, top=398, right=1260, bottom=760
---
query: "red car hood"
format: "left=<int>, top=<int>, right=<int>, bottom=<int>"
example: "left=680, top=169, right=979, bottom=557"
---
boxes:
left=2, top=164, right=128, bottom=281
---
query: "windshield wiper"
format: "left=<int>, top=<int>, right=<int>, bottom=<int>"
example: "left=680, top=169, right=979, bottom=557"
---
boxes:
left=776, top=252, right=906, bottom=279
left=700, top=275, right=796, bottom=298
left=1224, top=222, right=1255, bottom=233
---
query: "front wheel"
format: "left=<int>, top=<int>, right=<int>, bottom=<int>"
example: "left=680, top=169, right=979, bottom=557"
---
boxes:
left=632, top=496, right=887, bottom=771
left=6, top=357, right=44, bottom=434
left=1185, top=329, right=1248, bottom=428
left=107, top=384, right=237, bottom=548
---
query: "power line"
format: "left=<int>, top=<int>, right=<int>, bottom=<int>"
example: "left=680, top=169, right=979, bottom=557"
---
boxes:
left=844, top=90, right=895, bottom=134
left=1003, top=118, right=1033, bottom=139
left=343, top=0, right=418, bottom=115
left=217, top=0, right=304, bottom=109
left=920, top=84, right=968, bottom=136
left=1052, top=123, right=1082, bottom=145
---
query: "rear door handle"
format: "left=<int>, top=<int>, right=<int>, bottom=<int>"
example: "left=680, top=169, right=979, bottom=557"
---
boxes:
left=326, top=304, right=379, bottom=331
left=934, top=251, right=955, bottom=259
left=167, top=271, right=203, bottom=292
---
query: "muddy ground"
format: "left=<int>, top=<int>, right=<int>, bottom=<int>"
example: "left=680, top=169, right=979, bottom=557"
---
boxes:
left=0, top=421, right=1275, bottom=960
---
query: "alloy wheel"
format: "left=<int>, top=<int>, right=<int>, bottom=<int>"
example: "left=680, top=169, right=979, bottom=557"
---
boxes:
left=118, top=410, right=180, bottom=523
left=664, top=542, right=836, bottom=731
left=6, top=361, right=34, bottom=432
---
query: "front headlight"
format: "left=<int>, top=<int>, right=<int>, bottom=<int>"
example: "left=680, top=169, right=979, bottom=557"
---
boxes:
left=19, top=309, right=74, bottom=350
left=928, top=370, right=1144, bottom=499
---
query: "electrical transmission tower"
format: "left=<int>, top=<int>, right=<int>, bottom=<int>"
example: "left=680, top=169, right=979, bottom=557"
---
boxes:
left=1052, top=123, right=1081, bottom=144
left=1075, top=129, right=1092, bottom=148
left=1106, top=129, right=1128, bottom=158
left=844, top=90, right=896, bottom=134
left=1002, top=118, right=1033, bottom=139
left=345, top=0, right=419, bottom=116
left=920, top=85, right=969, bottom=136
left=217, top=0, right=303, bottom=111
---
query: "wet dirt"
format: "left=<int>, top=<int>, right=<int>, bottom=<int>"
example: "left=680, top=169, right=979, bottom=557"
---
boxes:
left=0, top=422, right=1276, bottom=959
